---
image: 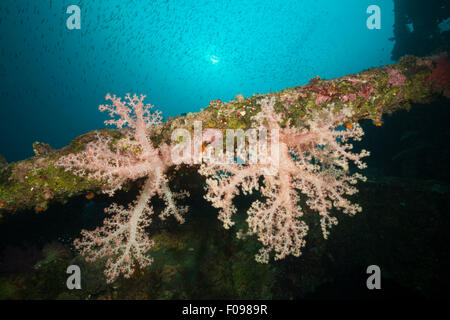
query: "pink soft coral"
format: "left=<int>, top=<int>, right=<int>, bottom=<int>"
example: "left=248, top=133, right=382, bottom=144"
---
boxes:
left=340, top=93, right=356, bottom=103
left=199, top=98, right=369, bottom=263
left=387, top=68, right=406, bottom=86
left=315, top=94, right=331, bottom=105
left=57, top=94, right=188, bottom=282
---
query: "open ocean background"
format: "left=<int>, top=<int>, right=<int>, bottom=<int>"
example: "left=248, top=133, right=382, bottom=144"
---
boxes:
left=0, top=0, right=395, bottom=161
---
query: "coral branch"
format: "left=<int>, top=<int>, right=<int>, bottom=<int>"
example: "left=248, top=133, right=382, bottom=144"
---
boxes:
left=56, top=94, right=189, bottom=282
left=74, top=177, right=156, bottom=282
left=200, top=98, right=369, bottom=263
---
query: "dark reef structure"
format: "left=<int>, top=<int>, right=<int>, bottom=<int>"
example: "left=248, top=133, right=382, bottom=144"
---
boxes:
left=392, top=0, right=450, bottom=60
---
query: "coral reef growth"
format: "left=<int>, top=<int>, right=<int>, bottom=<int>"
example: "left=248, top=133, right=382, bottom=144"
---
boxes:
left=199, top=97, right=369, bottom=263
left=56, top=94, right=189, bottom=282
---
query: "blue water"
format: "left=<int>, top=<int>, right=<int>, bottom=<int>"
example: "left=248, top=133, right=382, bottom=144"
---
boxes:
left=0, top=0, right=394, bottom=161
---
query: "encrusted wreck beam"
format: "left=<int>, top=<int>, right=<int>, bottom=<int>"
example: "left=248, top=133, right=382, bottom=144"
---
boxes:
left=0, top=53, right=448, bottom=214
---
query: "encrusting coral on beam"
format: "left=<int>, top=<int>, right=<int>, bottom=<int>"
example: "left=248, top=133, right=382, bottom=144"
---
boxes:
left=0, top=53, right=448, bottom=213
left=0, top=52, right=448, bottom=282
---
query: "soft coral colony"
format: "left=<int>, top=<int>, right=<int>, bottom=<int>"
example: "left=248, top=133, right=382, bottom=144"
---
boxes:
left=57, top=93, right=369, bottom=282
left=57, top=94, right=189, bottom=282
left=200, top=97, right=369, bottom=263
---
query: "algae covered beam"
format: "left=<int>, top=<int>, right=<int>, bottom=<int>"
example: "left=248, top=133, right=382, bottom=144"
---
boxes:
left=0, top=53, right=448, bottom=214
